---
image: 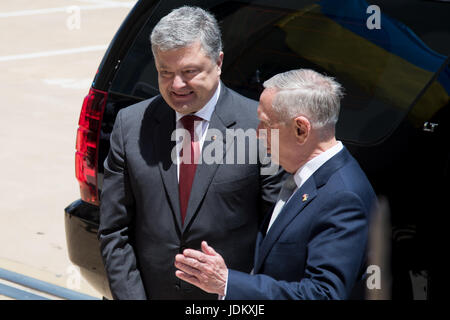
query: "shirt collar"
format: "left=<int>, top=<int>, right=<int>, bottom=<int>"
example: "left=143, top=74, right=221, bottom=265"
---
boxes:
left=293, top=141, right=343, bottom=189
left=175, top=82, right=221, bottom=122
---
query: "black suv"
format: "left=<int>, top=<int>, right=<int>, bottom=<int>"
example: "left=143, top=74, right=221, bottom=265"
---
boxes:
left=65, top=0, right=449, bottom=300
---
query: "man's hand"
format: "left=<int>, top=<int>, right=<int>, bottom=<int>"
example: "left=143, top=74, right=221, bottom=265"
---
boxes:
left=175, top=241, right=228, bottom=296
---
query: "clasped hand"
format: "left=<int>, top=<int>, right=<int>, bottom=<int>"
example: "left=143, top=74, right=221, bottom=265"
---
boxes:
left=175, top=241, right=228, bottom=296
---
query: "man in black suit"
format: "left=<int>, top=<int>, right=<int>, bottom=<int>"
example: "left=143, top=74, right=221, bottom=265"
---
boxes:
left=98, top=6, right=285, bottom=300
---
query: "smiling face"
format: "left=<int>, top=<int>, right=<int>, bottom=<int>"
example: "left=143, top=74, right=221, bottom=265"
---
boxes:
left=154, top=41, right=223, bottom=114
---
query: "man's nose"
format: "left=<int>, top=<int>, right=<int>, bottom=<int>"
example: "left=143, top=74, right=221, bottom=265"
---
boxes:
left=172, top=74, right=186, bottom=89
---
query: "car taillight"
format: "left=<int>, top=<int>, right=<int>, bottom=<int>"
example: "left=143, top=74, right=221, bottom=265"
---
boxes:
left=75, top=87, right=107, bottom=206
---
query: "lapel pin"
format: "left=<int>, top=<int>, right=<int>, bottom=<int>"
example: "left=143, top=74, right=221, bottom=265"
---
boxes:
left=211, top=135, right=217, bottom=141
left=302, top=194, right=309, bottom=202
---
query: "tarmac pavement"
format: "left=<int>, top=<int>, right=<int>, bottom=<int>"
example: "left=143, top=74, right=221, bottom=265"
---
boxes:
left=0, top=0, right=138, bottom=299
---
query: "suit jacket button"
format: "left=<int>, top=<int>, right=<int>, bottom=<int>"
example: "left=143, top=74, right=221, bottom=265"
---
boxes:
left=175, top=284, right=181, bottom=291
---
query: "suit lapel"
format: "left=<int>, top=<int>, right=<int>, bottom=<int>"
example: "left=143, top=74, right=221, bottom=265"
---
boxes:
left=254, top=147, right=352, bottom=272
left=182, top=86, right=236, bottom=231
left=254, top=179, right=317, bottom=272
left=151, top=100, right=183, bottom=231
left=255, top=202, right=276, bottom=268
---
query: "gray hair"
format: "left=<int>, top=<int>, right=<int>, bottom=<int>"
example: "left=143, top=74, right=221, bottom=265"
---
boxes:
left=150, top=6, right=222, bottom=61
left=263, top=69, right=344, bottom=129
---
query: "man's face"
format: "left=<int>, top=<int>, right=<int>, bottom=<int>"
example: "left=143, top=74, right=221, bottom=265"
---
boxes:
left=154, top=41, right=223, bottom=114
left=257, top=89, right=296, bottom=172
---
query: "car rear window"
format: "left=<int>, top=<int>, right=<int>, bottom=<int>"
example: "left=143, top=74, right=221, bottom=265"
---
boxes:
left=109, top=0, right=450, bottom=146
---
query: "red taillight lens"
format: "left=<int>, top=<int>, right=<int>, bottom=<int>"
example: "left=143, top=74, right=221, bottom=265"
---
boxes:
left=75, top=88, right=107, bottom=206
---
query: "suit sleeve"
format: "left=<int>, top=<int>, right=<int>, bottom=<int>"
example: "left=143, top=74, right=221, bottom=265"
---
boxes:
left=98, top=110, right=147, bottom=300
left=226, top=191, right=369, bottom=300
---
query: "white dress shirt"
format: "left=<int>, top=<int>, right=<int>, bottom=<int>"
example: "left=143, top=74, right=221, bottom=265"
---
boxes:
left=175, top=82, right=221, bottom=181
left=266, top=141, right=343, bottom=232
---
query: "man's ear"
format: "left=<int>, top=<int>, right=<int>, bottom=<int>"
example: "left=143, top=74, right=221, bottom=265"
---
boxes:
left=216, top=52, right=224, bottom=75
left=294, top=116, right=310, bottom=144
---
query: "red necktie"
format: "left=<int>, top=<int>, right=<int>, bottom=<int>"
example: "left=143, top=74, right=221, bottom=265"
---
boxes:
left=179, top=115, right=202, bottom=225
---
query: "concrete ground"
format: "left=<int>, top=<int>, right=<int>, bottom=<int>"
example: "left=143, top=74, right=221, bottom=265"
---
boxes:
left=0, top=0, right=138, bottom=299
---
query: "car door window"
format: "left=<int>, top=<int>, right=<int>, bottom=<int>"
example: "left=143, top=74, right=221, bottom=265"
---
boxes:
left=109, top=0, right=450, bottom=146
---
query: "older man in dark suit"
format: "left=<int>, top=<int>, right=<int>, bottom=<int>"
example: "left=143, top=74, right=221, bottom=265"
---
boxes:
left=175, top=69, right=377, bottom=299
left=98, top=6, right=285, bottom=300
